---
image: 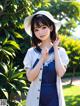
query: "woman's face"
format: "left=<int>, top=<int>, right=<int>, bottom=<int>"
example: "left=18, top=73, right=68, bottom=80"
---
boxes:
left=33, top=23, right=52, bottom=41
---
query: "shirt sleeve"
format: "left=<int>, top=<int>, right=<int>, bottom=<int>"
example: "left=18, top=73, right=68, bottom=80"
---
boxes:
left=23, top=49, right=32, bottom=70
left=59, top=47, right=69, bottom=67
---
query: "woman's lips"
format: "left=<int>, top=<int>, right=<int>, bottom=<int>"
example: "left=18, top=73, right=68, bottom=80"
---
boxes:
left=40, top=35, right=45, bottom=37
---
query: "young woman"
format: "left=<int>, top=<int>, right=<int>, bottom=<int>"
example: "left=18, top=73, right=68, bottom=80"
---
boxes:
left=23, top=10, right=69, bottom=106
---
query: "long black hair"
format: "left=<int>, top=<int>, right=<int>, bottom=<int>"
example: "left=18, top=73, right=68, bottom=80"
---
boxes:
left=31, top=14, right=57, bottom=47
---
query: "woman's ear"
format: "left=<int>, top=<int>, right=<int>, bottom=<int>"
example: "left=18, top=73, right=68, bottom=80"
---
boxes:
left=50, top=25, right=53, bottom=32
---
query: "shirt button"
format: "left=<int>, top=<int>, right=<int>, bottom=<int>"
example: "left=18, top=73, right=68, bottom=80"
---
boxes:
left=39, top=78, right=42, bottom=81
left=40, top=67, right=43, bottom=70
left=38, top=89, right=40, bottom=92
left=37, top=97, right=39, bottom=99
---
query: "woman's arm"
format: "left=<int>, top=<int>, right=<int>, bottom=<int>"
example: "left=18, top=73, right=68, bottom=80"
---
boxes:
left=54, top=47, right=66, bottom=77
left=26, top=48, right=49, bottom=82
left=26, top=58, right=44, bottom=82
left=53, top=39, right=66, bottom=77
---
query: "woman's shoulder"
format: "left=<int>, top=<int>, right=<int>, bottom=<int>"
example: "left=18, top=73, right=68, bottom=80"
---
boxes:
left=58, top=46, right=65, bottom=50
left=58, top=47, right=69, bottom=66
left=27, top=47, right=35, bottom=53
left=27, top=47, right=33, bottom=51
left=58, top=47, right=67, bottom=55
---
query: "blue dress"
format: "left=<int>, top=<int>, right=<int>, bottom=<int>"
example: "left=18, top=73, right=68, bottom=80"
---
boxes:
left=34, top=47, right=59, bottom=106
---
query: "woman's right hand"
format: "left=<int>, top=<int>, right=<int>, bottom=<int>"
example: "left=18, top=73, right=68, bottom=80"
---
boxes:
left=40, top=47, right=49, bottom=63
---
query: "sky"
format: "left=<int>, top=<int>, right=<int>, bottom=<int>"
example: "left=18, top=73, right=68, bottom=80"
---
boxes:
left=77, top=0, right=80, bottom=1
left=73, top=25, right=80, bottom=39
left=61, top=18, right=80, bottom=39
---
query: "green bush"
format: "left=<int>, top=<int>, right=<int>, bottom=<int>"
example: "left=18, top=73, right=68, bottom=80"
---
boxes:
left=0, top=37, right=28, bottom=106
left=60, top=35, right=80, bottom=73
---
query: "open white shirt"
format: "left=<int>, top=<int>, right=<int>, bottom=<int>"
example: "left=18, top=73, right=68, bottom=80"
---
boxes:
left=23, top=47, right=69, bottom=106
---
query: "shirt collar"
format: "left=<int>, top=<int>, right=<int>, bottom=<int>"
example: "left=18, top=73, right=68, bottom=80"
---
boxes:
left=34, top=46, right=54, bottom=54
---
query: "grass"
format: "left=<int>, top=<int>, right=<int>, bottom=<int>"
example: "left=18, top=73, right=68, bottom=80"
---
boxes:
left=21, top=85, right=80, bottom=106
left=63, top=85, right=80, bottom=106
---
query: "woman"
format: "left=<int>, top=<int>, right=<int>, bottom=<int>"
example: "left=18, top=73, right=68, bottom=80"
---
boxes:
left=23, top=10, right=69, bottom=106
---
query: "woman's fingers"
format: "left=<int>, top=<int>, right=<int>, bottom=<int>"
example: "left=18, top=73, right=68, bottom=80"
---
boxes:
left=53, top=38, right=60, bottom=47
left=41, top=47, right=49, bottom=62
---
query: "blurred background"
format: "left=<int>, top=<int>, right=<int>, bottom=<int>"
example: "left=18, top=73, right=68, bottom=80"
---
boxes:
left=0, top=0, right=80, bottom=106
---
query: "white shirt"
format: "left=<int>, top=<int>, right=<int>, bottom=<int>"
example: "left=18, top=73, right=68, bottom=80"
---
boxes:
left=23, top=47, right=69, bottom=106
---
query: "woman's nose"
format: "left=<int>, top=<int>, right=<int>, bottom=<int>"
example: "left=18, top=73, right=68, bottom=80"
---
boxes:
left=39, top=29, right=44, bottom=35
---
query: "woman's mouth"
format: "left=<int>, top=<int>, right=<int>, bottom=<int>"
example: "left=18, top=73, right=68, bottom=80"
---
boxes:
left=40, top=35, right=45, bottom=38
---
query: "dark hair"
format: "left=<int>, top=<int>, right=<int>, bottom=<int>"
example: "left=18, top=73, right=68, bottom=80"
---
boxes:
left=31, top=14, right=57, bottom=47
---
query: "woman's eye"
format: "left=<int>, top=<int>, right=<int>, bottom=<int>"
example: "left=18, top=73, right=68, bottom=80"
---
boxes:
left=34, top=29, right=39, bottom=32
left=42, top=26, right=46, bottom=29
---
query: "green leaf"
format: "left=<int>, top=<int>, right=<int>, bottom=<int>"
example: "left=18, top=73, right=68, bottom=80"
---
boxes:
left=2, top=90, right=8, bottom=99
left=0, top=73, right=8, bottom=83
left=11, top=72, right=25, bottom=80
left=2, top=49, right=14, bottom=58
left=22, top=86, right=29, bottom=90
left=0, top=62, right=8, bottom=74
left=74, top=56, right=79, bottom=60
left=3, top=30, right=10, bottom=45
left=0, top=48, right=10, bottom=63
left=0, top=88, right=8, bottom=99
left=7, top=82, right=21, bottom=96
left=5, top=40, right=20, bottom=50
left=13, top=79, right=26, bottom=86
left=12, top=79, right=27, bottom=92
left=14, top=32, right=24, bottom=39
left=3, top=47, right=16, bottom=57
left=17, top=90, right=21, bottom=96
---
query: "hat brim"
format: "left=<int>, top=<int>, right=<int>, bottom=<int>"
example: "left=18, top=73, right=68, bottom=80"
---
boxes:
left=24, top=11, right=61, bottom=37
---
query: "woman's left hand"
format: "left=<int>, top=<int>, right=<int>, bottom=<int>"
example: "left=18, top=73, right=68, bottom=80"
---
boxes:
left=53, top=37, right=60, bottom=48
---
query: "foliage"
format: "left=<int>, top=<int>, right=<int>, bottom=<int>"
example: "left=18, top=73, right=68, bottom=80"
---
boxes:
left=60, top=35, right=80, bottom=72
left=0, top=0, right=80, bottom=39
left=63, top=85, right=80, bottom=106
left=0, top=37, right=28, bottom=105
left=0, top=36, right=20, bottom=63
left=46, top=0, right=80, bottom=36
left=60, top=35, right=80, bottom=84
left=0, top=0, right=80, bottom=66
left=0, top=62, right=28, bottom=105
left=0, top=0, right=80, bottom=105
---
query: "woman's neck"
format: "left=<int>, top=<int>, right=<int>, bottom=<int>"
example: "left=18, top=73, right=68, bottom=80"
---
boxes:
left=39, top=39, right=53, bottom=49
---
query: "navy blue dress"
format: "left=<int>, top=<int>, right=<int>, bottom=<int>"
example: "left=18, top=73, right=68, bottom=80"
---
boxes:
left=34, top=47, right=59, bottom=106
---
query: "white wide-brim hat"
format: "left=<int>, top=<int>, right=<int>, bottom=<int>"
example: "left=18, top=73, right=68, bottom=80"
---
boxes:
left=24, top=10, right=61, bottom=37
